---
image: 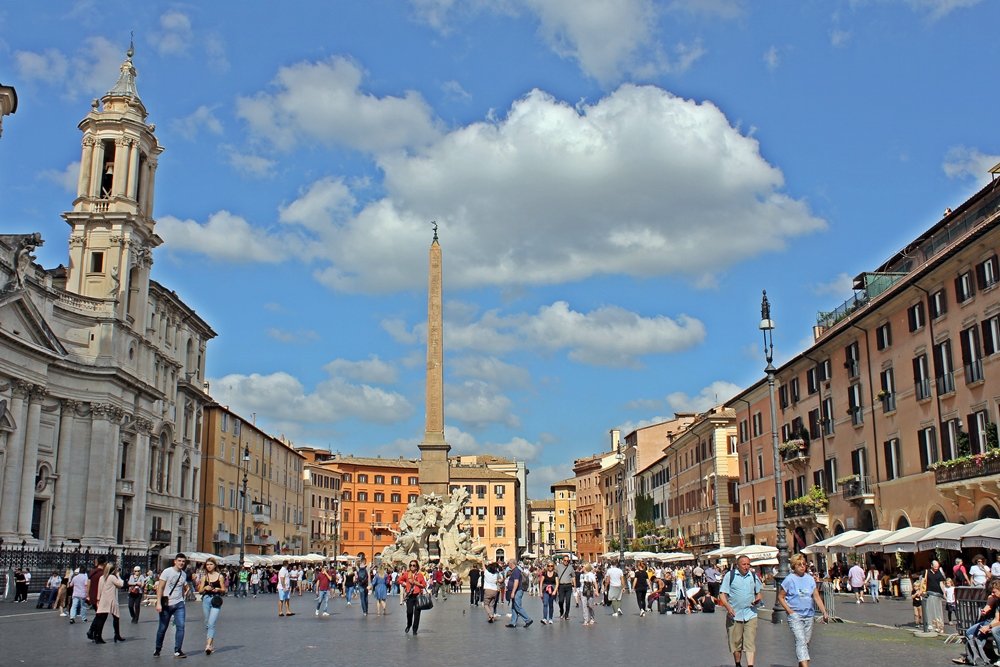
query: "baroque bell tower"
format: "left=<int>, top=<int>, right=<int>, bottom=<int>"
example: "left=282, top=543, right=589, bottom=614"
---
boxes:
left=62, top=42, right=162, bottom=329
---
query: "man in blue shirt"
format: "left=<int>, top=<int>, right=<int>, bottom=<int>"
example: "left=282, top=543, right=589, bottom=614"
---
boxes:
left=719, top=556, right=763, bottom=667
left=505, top=561, right=533, bottom=628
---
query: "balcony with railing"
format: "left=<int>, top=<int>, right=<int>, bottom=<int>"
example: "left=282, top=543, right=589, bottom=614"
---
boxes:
left=251, top=503, right=271, bottom=524
left=150, top=529, right=172, bottom=543
left=933, top=453, right=1000, bottom=485
left=965, top=359, right=985, bottom=385
left=880, top=392, right=896, bottom=414
left=916, top=378, right=932, bottom=401
left=841, top=475, right=874, bottom=503
left=780, top=439, right=810, bottom=467
left=688, top=531, right=719, bottom=546
left=213, top=530, right=230, bottom=543
left=937, top=372, right=956, bottom=396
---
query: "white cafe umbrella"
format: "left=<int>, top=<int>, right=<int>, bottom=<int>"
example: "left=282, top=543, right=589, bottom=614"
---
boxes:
left=877, top=526, right=927, bottom=553
left=893, top=523, right=962, bottom=553
left=828, top=530, right=892, bottom=554
left=922, top=519, right=1000, bottom=552
left=801, top=530, right=866, bottom=555
left=962, top=520, right=1000, bottom=550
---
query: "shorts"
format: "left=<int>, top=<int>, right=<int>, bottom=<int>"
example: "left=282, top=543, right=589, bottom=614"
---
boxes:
left=726, top=616, right=758, bottom=654
left=279, top=590, right=290, bottom=601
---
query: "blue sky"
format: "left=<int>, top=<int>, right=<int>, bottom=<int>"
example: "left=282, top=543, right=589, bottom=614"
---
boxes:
left=3, top=0, right=998, bottom=498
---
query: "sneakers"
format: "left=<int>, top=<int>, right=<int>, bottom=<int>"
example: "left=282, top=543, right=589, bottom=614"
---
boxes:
left=524, top=620, right=533, bottom=628
left=322, top=612, right=330, bottom=617
left=59, top=612, right=67, bottom=617
left=153, top=650, right=161, bottom=657
left=640, top=610, right=646, bottom=617
left=315, top=609, right=319, bottom=616
left=174, top=651, right=187, bottom=659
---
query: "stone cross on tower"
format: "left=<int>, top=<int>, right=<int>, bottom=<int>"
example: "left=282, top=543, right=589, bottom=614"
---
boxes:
left=418, top=223, right=450, bottom=496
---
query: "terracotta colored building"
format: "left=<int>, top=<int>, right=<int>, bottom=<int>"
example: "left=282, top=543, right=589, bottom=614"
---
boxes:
left=728, top=177, right=1000, bottom=555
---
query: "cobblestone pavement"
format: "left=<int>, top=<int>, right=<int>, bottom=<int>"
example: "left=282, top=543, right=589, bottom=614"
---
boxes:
left=0, top=591, right=963, bottom=666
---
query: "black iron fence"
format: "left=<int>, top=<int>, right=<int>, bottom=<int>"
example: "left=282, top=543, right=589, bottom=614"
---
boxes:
left=0, top=543, right=158, bottom=597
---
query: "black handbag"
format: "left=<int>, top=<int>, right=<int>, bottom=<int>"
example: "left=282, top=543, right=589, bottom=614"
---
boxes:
left=211, top=594, right=224, bottom=608
left=416, top=592, right=434, bottom=610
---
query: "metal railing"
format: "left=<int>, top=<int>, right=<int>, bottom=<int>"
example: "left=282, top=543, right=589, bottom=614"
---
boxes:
left=0, top=544, right=155, bottom=596
left=842, top=475, right=873, bottom=499
left=880, top=393, right=896, bottom=413
left=916, top=378, right=932, bottom=401
left=934, top=456, right=1000, bottom=484
left=937, top=372, right=956, bottom=395
left=965, top=359, right=985, bottom=385
left=149, top=529, right=172, bottom=543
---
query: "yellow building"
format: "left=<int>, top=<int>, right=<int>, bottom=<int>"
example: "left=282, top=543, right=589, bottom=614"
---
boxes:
left=450, top=464, right=520, bottom=563
left=198, top=405, right=307, bottom=556
left=661, top=406, right=739, bottom=556
left=303, top=459, right=342, bottom=557
left=527, top=498, right=556, bottom=558
left=550, top=478, right=577, bottom=553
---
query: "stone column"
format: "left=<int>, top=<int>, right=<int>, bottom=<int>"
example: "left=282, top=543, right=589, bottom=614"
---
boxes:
left=0, top=382, right=28, bottom=536
left=16, top=385, right=47, bottom=536
left=90, top=140, right=105, bottom=198
left=83, top=404, right=114, bottom=542
left=50, top=399, right=79, bottom=541
left=126, top=139, right=139, bottom=199
left=145, top=159, right=158, bottom=217
left=113, top=137, right=129, bottom=197
left=129, top=418, right=151, bottom=546
left=77, top=136, right=94, bottom=200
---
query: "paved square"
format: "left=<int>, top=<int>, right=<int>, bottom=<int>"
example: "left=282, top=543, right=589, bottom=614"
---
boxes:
left=0, top=591, right=960, bottom=666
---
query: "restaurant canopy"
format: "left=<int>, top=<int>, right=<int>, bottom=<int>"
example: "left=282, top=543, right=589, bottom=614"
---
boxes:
left=917, top=518, right=1000, bottom=551
left=882, top=523, right=961, bottom=553
left=962, top=520, right=1000, bottom=550
left=801, top=530, right=867, bottom=554
left=828, top=530, right=892, bottom=554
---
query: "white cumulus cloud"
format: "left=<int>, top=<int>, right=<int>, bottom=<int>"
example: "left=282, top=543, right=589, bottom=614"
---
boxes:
left=157, top=211, right=292, bottom=263
left=15, top=37, right=121, bottom=99
left=943, top=146, right=1000, bottom=185
left=324, top=356, right=399, bottom=384
left=151, top=10, right=194, bottom=56
left=446, top=380, right=520, bottom=429
left=40, top=161, right=80, bottom=192
left=665, top=380, right=743, bottom=413
left=170, top=105, right=223, bottom=140
left=235, top=56, right=441, bottom=152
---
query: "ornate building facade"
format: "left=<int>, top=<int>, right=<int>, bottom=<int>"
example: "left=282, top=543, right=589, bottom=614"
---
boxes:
left=0, top=48, right=215, bottom=553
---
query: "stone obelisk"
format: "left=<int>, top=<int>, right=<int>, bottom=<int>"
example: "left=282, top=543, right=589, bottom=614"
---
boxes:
left=418, top=223, right=450, bottom=496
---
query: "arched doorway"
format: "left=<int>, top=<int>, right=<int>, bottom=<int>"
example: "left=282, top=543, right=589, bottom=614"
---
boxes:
left=495, top=548, right=506, bottom=563
left=793, top=527, right=808, bottom=552
left=979, top=505, right=1000, bottom=520
left=860, top=509, right=875, bottom=531
left=930, top=511, right=947, bottom=526
left=896, top=515, right=910, bottom=529
left=833, top=523, right=845, bottom=535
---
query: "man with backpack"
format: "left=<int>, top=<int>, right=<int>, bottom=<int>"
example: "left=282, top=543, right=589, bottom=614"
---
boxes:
left=356, top=560, right=370, bottom=616
left=719, top=555, right=763, bottom=667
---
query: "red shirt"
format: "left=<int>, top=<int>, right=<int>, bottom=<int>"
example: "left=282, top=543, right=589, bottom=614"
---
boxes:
left=316, top=569, right=332, bottom=592
left=400, top=571, right=427, bottom=595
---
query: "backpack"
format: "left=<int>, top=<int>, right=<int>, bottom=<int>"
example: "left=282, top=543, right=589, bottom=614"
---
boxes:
left=727, top=567, right=762, bottom=593
left=582, top=578, right=595, bottom=598
left=357, top=567, right=368, bottom=586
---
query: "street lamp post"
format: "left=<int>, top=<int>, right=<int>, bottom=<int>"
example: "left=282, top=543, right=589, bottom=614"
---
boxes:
left=760, top=290, right=790, bottom=623
left=238, top=446, right=250, bottom=569
left=616, top=449, right=625, bottom=565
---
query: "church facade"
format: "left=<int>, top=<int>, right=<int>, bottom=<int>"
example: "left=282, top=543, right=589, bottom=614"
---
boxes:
left=0, top=48, right=215, bottom=553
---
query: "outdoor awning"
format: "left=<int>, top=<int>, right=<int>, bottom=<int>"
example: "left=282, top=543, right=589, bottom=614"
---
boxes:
left=828, top=529, right=892, bottom=554
left=962, top=521, right=1000, bottom=550
left=801, top=530, right=867, bottom=554
left=922, top=519, right=1000, bottom=551
left=728, top=544, right=778, bottom=559
left=751, top=557, right=779, bottom=566
left=884, top=523, right=961, bottom=553
left=702, top=546, right=730, bottom=558
left=658, top=552, right=696, bottom=563
left=874, top=526, right=926, bottom=553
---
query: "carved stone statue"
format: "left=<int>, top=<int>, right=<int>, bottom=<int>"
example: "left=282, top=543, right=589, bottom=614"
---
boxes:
left=1, top=233, right=44, bottom=293
left=381, top=487, right=486, bottom=576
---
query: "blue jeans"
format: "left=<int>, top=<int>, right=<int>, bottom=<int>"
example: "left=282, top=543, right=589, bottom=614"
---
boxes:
left=155, top=602, right=186, bottom=653
left=316, top=590, right=329, bottom=614
left=201, top=596, right=221, bottom=640
left=70, top=596, right=87, bottom=620
left=542, top=590, right=555, bottom=621
left=237, top=581, right=248, bottom=597
left=345, top=585, right=354, bottom=602
left=787, top=613, right=815, bottom=663
left=358, top=587, right=369, bottom=614
left=510, top=589, right=531, bottom=625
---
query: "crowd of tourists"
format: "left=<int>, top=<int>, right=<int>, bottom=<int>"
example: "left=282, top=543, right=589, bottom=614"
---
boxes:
left=45, top=549, right=1000, bottom=666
